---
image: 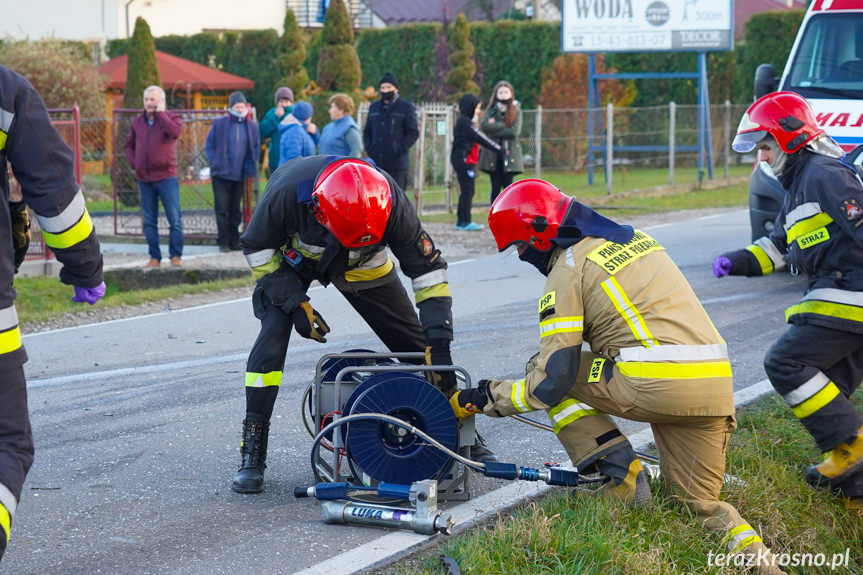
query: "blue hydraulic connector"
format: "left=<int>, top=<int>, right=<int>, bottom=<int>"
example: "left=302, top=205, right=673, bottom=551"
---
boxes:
left=482, top=462, right=579, bottom=487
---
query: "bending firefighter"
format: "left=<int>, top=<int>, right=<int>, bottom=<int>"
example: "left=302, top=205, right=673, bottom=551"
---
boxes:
left=450, top=180, right=782, bottom=573
left=0, top=65, right=105, bottom=561
left=234, top=156, right=493, bottom=494
left=714, top=91, right=863, bottom=509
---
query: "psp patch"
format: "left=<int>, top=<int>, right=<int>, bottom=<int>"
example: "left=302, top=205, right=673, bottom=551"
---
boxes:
left=840, top=198, right=863, bottom=225
left=417, top=232, right=435, bottom=256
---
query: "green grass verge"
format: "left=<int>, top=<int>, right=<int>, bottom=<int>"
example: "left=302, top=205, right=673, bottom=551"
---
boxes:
left=14, top=275, right=253, bottom=327
left=390, top=393, right=863, bottom=575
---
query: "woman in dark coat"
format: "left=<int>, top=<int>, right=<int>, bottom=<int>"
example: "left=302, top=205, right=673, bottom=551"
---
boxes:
left=451, top=94, right=501, bottom=230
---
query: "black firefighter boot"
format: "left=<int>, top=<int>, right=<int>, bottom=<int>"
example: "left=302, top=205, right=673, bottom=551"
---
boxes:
left=231, top=418, right=270, bottom=493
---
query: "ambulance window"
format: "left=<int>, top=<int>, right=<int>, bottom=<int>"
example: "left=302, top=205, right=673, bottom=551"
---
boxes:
left=786, top=14, right=863, bottom=99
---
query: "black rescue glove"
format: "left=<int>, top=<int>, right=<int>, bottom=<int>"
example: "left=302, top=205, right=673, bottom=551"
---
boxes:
left=449, top=379, right=491, bottom=420
left=10, top=201, right=30, bottom=273
left=292, top=301, right=330, bottom=343
left=425, top=339, right=457, bottom=398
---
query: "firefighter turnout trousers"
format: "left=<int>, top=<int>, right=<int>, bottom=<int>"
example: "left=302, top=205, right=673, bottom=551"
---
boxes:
left=0, top=365, right=31, bottom=559
left=244, top=276, right=427, bottom=423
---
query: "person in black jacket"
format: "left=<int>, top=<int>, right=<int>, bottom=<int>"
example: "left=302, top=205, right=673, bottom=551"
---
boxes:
left=451, top=94, right=501, bottom=231
left=0, top=64, right=105, bottom=561
left=714, top=91, right=863, bottom=510
left=362, top=73, right=419, bottom=191
left=232, top=156, right=495, bottom=494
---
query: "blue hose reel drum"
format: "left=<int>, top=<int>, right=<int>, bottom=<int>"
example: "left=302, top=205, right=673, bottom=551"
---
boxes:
left=341, top=372, right=459, bottom=485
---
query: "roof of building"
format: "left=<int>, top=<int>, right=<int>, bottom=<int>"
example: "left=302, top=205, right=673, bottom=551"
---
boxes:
left=368, top=0, right=517, bottom=24
left=98, top=50, right=254, bottom=92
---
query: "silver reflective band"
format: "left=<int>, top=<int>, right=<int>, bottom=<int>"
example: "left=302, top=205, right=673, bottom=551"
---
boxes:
left=412, top=269, right=447, bottom=290
left=753, top=237, right=787, bottom=271
left=0, top=107, right=13, bottom=132
left=34, top=189, right=86, bottom=233
left=0, top=481, right=16, bottom=518
left=726, top=528, right=759, bottom=553
left=617, top=343, right=728, bottom=363
left=565, top=247, right=575, bottom=267
left=353, top=249, right=389, bottom=269
left=803, top=287, right=863, bottom=307
left=0, top=305, right=18, bottom=332
left=783, top=371, right=829, bottom=407
left=784, top=202, right=822, bottom=232
left=245, top=248, right=276, bottom=269
left=294, top=238, right=325, bottom=254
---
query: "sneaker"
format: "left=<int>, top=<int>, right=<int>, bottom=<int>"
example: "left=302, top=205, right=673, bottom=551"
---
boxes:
left=455, top=222, right=485, bottom=231
left=144, top=258, right=160, bottom=269
left=170, top=256, right=182, bottom=267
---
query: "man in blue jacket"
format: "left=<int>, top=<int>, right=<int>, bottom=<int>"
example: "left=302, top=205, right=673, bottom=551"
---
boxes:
left=362, top=73, right=419, bottom=191
left=205, top=91, right=260, bottom=252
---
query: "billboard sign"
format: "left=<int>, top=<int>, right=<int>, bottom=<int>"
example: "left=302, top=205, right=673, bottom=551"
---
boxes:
left=562, top=0, right=733, bottom=53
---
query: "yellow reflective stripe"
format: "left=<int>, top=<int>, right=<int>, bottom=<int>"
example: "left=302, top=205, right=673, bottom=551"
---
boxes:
left=786, top=212, right=833, bottom=244
left=792, top=381, right=840, bottom=419
left=784, top=371, right=829, bottom=407
left=785, top=300, right=863, bottom=323
left=245, top=371, right=283, bottom=388
left=724, top=524, right=762, bottom=554
left=548, top=399, right=601, bottom=434
left=510, top=379, right=531, bottom=413
left=345, top=258, right=394, bottom=282
left=0, top=131, right=6, bottom=151
left=41, top=210, right=94, bottom=250
left=617, top=361, right=732, bottom=379
left=0, top=504, right=9, bottom=546
left=745, top=244, right=773, bottom=274
left=415, top=282, right=451, bottom=303
left=538, top=316, right=583, bottom=338
left=0, top=327, right=22, bottom=355
left=250, top=253, right=282, bottom=281
left=601, top=277, right=659, bottom=347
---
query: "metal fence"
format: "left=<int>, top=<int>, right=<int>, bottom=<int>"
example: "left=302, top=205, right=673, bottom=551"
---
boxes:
left=48, top=101, right=752, bottom=242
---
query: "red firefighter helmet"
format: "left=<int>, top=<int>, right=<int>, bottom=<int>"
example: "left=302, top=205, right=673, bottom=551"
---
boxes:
left=312, top=159, right=392, bottom=248
left=488, top=179, right=573, bottom=252
left=732, top=91, right=823, bottom=154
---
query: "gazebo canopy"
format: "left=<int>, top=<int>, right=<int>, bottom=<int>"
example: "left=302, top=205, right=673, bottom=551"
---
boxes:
left=99, top=50, right=254, bottom=92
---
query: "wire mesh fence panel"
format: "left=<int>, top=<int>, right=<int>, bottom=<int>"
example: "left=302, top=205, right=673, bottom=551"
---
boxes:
left=111, top=109, right=251, bottom=240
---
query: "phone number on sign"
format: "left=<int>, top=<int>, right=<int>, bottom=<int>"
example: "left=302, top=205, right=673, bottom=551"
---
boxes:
left=569, top=32, right=669, bottom=50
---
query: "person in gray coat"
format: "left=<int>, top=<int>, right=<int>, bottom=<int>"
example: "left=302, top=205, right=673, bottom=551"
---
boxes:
left=478, top=80, right=524, bottom=203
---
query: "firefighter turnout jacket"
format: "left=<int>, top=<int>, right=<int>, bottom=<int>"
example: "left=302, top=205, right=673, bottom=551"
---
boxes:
left=482, top=230, right=733, bottom=420
left=725, top=150, right=863, bottom=333
left=241, top=155, right=453, bottom=344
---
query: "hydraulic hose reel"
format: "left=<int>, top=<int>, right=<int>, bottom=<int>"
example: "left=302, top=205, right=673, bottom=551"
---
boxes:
left=306, top=351, right=474, bottom=501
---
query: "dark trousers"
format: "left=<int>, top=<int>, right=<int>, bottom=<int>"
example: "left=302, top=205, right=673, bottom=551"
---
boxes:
left=245, top=277, right=426, bottom=423
left=387, top=169, right=409, bottom=192
left=0, top=364, right=32, bottom=560
left=764, top=322, right=863, bottom=452
left=211, top=176, right=244, bottom=250
left=488, top=162, right=515, bottom=204
left=453, top=162, right=476, bottom=226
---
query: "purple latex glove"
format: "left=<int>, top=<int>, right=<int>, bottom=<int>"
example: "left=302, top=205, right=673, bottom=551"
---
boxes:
left=72, top=281, right=106, bottom=305
left=712, top=256, right=733, bottom=278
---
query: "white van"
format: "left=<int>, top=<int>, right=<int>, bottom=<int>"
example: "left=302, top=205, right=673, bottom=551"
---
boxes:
left=748, top=0, right=863, bottom=240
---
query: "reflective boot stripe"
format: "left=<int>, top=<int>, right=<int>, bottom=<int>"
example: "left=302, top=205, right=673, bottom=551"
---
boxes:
left=548, top=399, right=601, bottom=434
left=245, top=371, right=283, bottom=388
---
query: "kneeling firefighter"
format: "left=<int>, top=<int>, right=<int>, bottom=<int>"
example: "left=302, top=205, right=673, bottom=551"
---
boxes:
left=714, top=91, right=863, bottom=509
left=450, top=180, right=783, bottom=573
left=234, top=155, right=494, bottom=494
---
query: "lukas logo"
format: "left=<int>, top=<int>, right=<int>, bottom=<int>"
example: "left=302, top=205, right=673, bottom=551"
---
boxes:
left=572, top=0, right=634, bottom=19
left=351, top=507, right=384, bottom=519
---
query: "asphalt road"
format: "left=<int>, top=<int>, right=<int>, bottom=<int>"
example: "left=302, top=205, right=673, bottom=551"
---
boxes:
left=5, top=208, right=807, bottom=575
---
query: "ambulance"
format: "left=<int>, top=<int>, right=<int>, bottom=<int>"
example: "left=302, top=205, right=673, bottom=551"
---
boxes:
left=748, top=0, right=863, bottom=240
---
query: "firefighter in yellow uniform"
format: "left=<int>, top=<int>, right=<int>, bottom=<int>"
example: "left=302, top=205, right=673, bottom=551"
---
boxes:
left=450, top=180, right=782, bottom=573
